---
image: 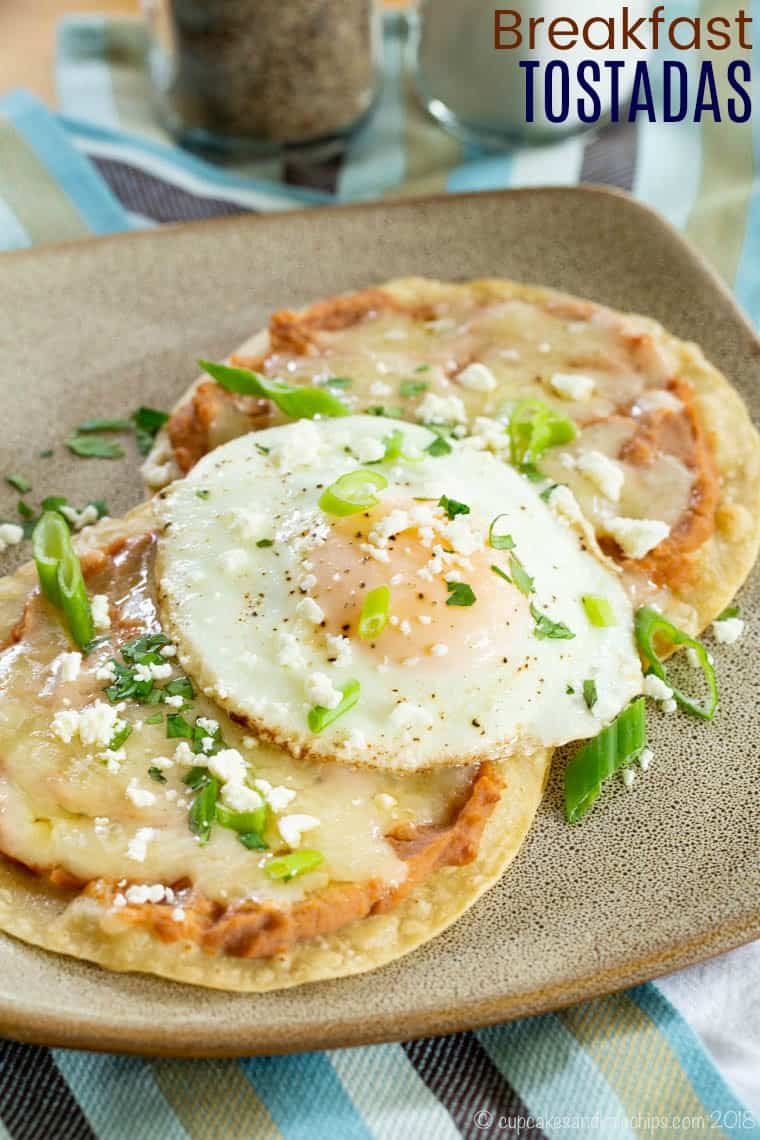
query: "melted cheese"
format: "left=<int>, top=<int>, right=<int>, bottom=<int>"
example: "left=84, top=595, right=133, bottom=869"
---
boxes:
left=0, top=531, right=473, bottom=906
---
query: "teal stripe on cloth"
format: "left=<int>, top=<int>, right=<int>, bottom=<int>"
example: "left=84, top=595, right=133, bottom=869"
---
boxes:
left=242, top=1052, right=374, bottom=1140
left=478, top=1016, right=637, bottom=1140
left=0, top=89, right=130, bottom=237
left=628, top=986, right=758, bottom=1138
left=53, top=1051, right=190, bottom=1140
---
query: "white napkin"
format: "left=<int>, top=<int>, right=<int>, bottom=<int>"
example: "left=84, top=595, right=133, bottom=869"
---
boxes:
left=658, top=940, right=760, bottom=1113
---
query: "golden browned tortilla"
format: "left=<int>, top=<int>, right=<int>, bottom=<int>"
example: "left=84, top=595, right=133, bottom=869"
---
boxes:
left=0, top=507, right=549, bottom=991
left=144, top=277, right=760, bottom=635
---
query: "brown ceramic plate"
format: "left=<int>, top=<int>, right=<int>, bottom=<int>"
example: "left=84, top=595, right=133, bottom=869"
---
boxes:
left=0, top=187, right=758, bottom=1056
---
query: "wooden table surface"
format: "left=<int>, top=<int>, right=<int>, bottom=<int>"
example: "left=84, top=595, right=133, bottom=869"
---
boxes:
left=0, top=0, right=409, bottom=106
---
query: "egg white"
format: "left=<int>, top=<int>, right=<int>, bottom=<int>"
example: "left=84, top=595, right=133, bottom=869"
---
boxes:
left=155, top=415, right=642, bottom=771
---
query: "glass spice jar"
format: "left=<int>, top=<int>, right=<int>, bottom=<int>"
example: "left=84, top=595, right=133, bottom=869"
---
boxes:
left=142, top=0, right=381, bottom=157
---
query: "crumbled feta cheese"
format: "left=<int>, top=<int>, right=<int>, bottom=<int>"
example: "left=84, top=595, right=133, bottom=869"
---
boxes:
left=221, top=781, right=263, bottom=813
left=621, top=767, right=636, bottom=788
left=296, top=596, right=324, bottom=624
left=95, top=661, right=117, bottom=682
left=134, top=661, right=173, bottom=683
left=90, top=594, right=111, bottom=630
left=112, top=893, right=126, bottom=909
left=254, top=779, right=297, bottom=813
left=269, top=420, right=323, bottom=470
left=299, top=573, right=318, bottom=592
left=195, top=716, right=218, bottom=734
left=59, top=652, right=82, bottom=683
left=127, top=827, right=156, bottom=862
left=224, top=507, right=266, bottom=545
left=164, top=693, right=185, bottom=708
left=218, top=548, right=251, bottom=577
left=150, top=755, right=174, bottom=771
left=354, top=436, right=386, bottom=463
left=369, top=380, right=392, bottom=398
left=306, top=672, right=341, bottom=709
left=207, top=747, right=247, bottom=785
left=457, top=362, right=497, bottom=392
left=639, top=747, right=653, bottom=771
left=416, top=392, right=467, bottom=425
left=0, top=522, right=24, bottom=551
left=430, top=643, right=449, bottom=657
left=277, top=631, right=306, bottom=671
left=77, top=701, right=122, bottom=747
left=662, top=698, right=678, bottom=714
left=443, top=516, right=481, bottom=557
left=173, top=741, right=196, bottom=767
left=126, top=779, right=156, bottom=808
left=172, top=907, right=185, bottom=922
left=125, top=883, right=167, bottom=905
left=60, top=503, right=99, bottom=532
left=549, top=372, right=595, bottom=400
left=160, top=644, right=177, bottom=658
left=325, top=633, right=352, bottom=668
left=500, top=347, right=521, bottom=361
left=637, top=389, right=683, bottom=414
left=642, top=674, right=673, bottom=702
left=538, top=341, right=552, bottom=354
left=278, top=813, right=320, bottom=849
left=605, top=516, right=669, bottom=560
left=711, top=617, right=745, bottom=644
left=51, top=708, right=81, bottom=744
left=390, top=701, right=433, bottom=732
left=576, top=451, right=624, bottom=502
left=547, top=484, right=585, bottom=526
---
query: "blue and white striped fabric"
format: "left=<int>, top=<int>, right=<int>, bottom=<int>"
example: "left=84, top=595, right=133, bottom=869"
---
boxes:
left=0, top=4, right=758, bottom=1137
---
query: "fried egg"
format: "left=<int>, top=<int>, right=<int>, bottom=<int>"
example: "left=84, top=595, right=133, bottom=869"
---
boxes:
left=155, top=415, right=642, bottom=770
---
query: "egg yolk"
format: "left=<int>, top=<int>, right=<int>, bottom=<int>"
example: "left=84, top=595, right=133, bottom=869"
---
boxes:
left=310, top=499, right=530, bottom=668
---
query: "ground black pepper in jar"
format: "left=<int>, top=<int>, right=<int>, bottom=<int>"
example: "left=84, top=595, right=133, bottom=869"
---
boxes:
left=143, top=0, right=381, bottom=156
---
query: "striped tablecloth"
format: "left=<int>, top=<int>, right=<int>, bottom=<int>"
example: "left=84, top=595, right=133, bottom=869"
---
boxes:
left=0, top=6, right=758, bottom=1138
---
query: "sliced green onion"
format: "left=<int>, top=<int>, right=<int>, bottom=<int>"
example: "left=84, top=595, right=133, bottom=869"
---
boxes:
left=376, top=429, right=423, bottom=465
left=530, top=603, right=574, bottom=640
left=216, top=802, right=267, bottom=838
left=358, top=585, right=390, bottom=640
left=33, top=511, right=70, bottom=606
left=716, top=604, right=740, bottom=621
left=508, top=399, right=577, bottom=469
left=634, top=606, right=718, bottom=720
left=491, top=564, right=511, bottom=584
left=582, top=595, right=616, bottom=628
left=565, top=698, right=647, bottom=823
left=319, top=469, right=388, bottom=516
left=145, top=713, right=164, bottom=726
left=321, top=376, right=352, bottom=389
left=308, top=679, right=360, bottom=733
left=108, top=722, right=132, bottom=751
left=582, top=679, right=598, bottom=710
left=445, top=581, right=476, bottom=607
left=183, top=766, right=210, bottom=791
left=438, top=494, right=470, bottom=520
left=264, top=849, right=324, bottom=882
left=199, top=359, right=349, bottom=420
left=239, top=830, right=269, bottom=851
left=189, top=776, right=219, bottom=845
left=33, top=511, right=94, bottom=649
left=488, top=515, right=515, bottom=550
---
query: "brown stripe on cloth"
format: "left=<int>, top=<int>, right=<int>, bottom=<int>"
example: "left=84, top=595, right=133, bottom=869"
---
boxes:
left=90, top=156, right=254, bottom=224
left=580, top=119, right=638, bottom=191
left=403, top=1032, right=546, bottom=1140
left=0, top=1042, right=96, bottom=1140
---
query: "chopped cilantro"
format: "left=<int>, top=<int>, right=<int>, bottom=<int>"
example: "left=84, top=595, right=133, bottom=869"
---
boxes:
left=400, top=379, right=429, bottom=398
left=415, top=363, right=431, bottom=373
left=145, top=712, right=164, bottom=725
left=530, top=604, right=575, bottom=640
left=66, top=434, right=125, bottom=460
left=255, top=443, right=270, bottom=455
left=256, top=538, right=274, bottom=548
left=108, top=722, right=132, bottom=751
left=509, top=553, right=534, bottom=597
left=76, top=417, right=132, bottom=433
left=188, top=776, right=219, bottom=845
left=148, top=766, right=167, bottom=783
left=583, top=679, right=598, bottom=710
left=166, top=713, right=193, bottom=740
left=39, top=449, right=53, bottom=459
left=445, top=581, right=477, bottom=607
left=438, top=495, right=470, bottom=520
left=5, top=474, right=31, bottom=493
left=195, top=490, right=210, bottom=500
left=322, top=377, right=352, bottom=389
left=132, top=407, right=169, bottom=455
left=426, top=434, right=452, bottom=457
left=164, top=676, right=194, bottom=701
left=539, top=483, right=561, bottom=503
